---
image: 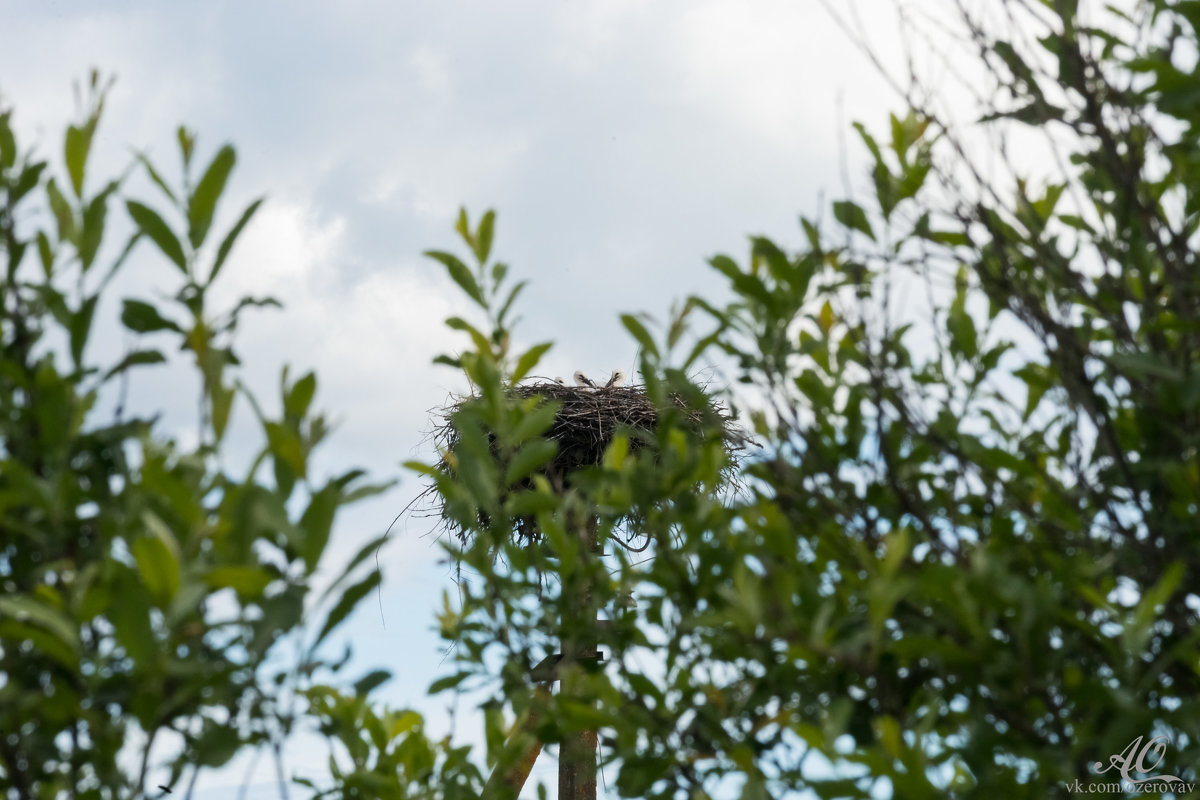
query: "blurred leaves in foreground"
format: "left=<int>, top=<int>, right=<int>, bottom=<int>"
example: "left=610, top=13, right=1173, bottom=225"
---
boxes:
left=0, top=73, right=396, bottom=798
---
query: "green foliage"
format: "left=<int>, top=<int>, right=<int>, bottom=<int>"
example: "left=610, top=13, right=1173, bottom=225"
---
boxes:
left=414, top=2, right=1200, bottom=797
left=298, top=686, right=483, bottom=800
left=0, top=76, right=390, bottom=798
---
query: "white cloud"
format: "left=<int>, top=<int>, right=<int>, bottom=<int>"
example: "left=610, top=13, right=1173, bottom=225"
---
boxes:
left=1, top=7, right=227, bottom=168
left=411, top=44, right=452, bottom=94
left=670, top=0, right=901, bottom=151
left=547, top=0, right=655, bottom=75
left=214, top=200, right=347, bottom=299
left=209, top=198, right=465, bottom=454
left=363, top=126, right=532, bottom=215
left=672, top=0, right=815, bottom=148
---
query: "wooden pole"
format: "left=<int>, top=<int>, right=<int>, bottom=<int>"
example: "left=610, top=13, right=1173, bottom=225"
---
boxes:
left=558, top=726, right=598, bottom=800
left=481, top=515, right=604, bottom=800
left=558, top=515, right=599, bottom=800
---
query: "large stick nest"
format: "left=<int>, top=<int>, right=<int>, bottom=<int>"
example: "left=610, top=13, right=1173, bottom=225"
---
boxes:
left=420, top=377, right=749, bottom=549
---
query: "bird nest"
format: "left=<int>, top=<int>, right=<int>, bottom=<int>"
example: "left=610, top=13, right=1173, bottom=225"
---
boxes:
left=418, top=377, right=748, bottom=550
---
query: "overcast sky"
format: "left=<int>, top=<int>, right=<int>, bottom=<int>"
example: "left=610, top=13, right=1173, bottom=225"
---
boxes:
left=1, top=2, right=913, bottom=796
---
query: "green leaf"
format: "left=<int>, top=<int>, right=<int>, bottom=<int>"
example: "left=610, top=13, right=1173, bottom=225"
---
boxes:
left=300, top=486, right=338, bottom=573
left=341, top=476, right=395, bottom=505
left=429, top=671, right=472, bottom=694
left=135, top=511, right=182, bottom=605
left=505, top=439, right=558, bottom=485
left=121, top=299, right=180, bottom=333
left=897, top=148, right=932, bottom=204
left=446, top=316, right=492, bottom=355
left=750, top=237, right=794, bottom=286
left=510, top=399, right=560, bottom=442
left=455, top=206, right=472, bottom=244
left=0, top=596, right=80, bottom=661
left=69, top=295, right=98, bottom=368
left=881, top=527, right=910, bottom=578
left=1015, top=362, right=1052, bottom=420
left=109, top=576, right=155, bottom=666
left=265, top=421, right=306, bottom=479
left=474, top=209, right=496, bottom=264
left=928, top=229, right=970, bottom=247
left=47, top=178, right=76, bottom=244
left=12, top=161, right=47, bottom=204
left=188, top=144, right=236, bottom=248
left=620, top=314, right=660, bottom=359
left=505, top=488, right=560, bottom=517
left=853, top=121, right=883, bottom=162
left=79, top=184, right=115, bottom=271
left=1108, top=351, right=1183, bottom=381
left=497, top=278, right=527, bottom=326
left=206, top=381, right=232, bottom=442
left=135, top=152, right=178, bottom=204
left=427, top=250, right=487, bottom=307
left=684, top=330, right=721, bottom=369
left=800, top=217, right=822, bottom=251
left=604, top=438, right=633, bottom=474
left=127, top=199, right=187, bottom=272
left=817, top=300, right=834, bottom=335
left=314, top=571, right=382, bottom=648
left=0, top=619, right=78, bottom=671
left=354, top=669, right=392, bottom=695
left=65, top=122, right=93, bottom=197
left=36, top=231, right=55, bottom=277
left=177, top=126, right=195, bottom=168
left=285, top=371, right=317, bottom=420
left=79, top=580, right=112, bottom=621
left=889, top=109, right=929, bottom=161
left=666, top=297, right=696, bottom=350
left=710, top=255, right=776, bottom=310
left=204, top=566, right=275, bottom=597
left=390, top=710, right=422, bottom=738
left=317, top=533, right=391, bottom=606
left=256, top=584, right=305, bottom=649
left=511, top=342, right=552, bottom=383
left=1127, top=561, right=1185, bottom=653
left=0, top=113, right=15, bottom=170
left=832, top=200, right=875, bottom=241
left=1058, top=213, right=1092, bottom=232
left=194, top=719, right=241, bottom=767
left=947, top=305, right=978, bottom=359
left=1032, top=182, right=1066, bottom=220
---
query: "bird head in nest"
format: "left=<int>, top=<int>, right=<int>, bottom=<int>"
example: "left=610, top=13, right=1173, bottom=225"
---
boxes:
left=605, top=369, right=626, bottom=388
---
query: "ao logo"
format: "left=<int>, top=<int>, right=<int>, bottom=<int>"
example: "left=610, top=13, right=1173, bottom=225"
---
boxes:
left=1090, top=734, right=1184, bottom=788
